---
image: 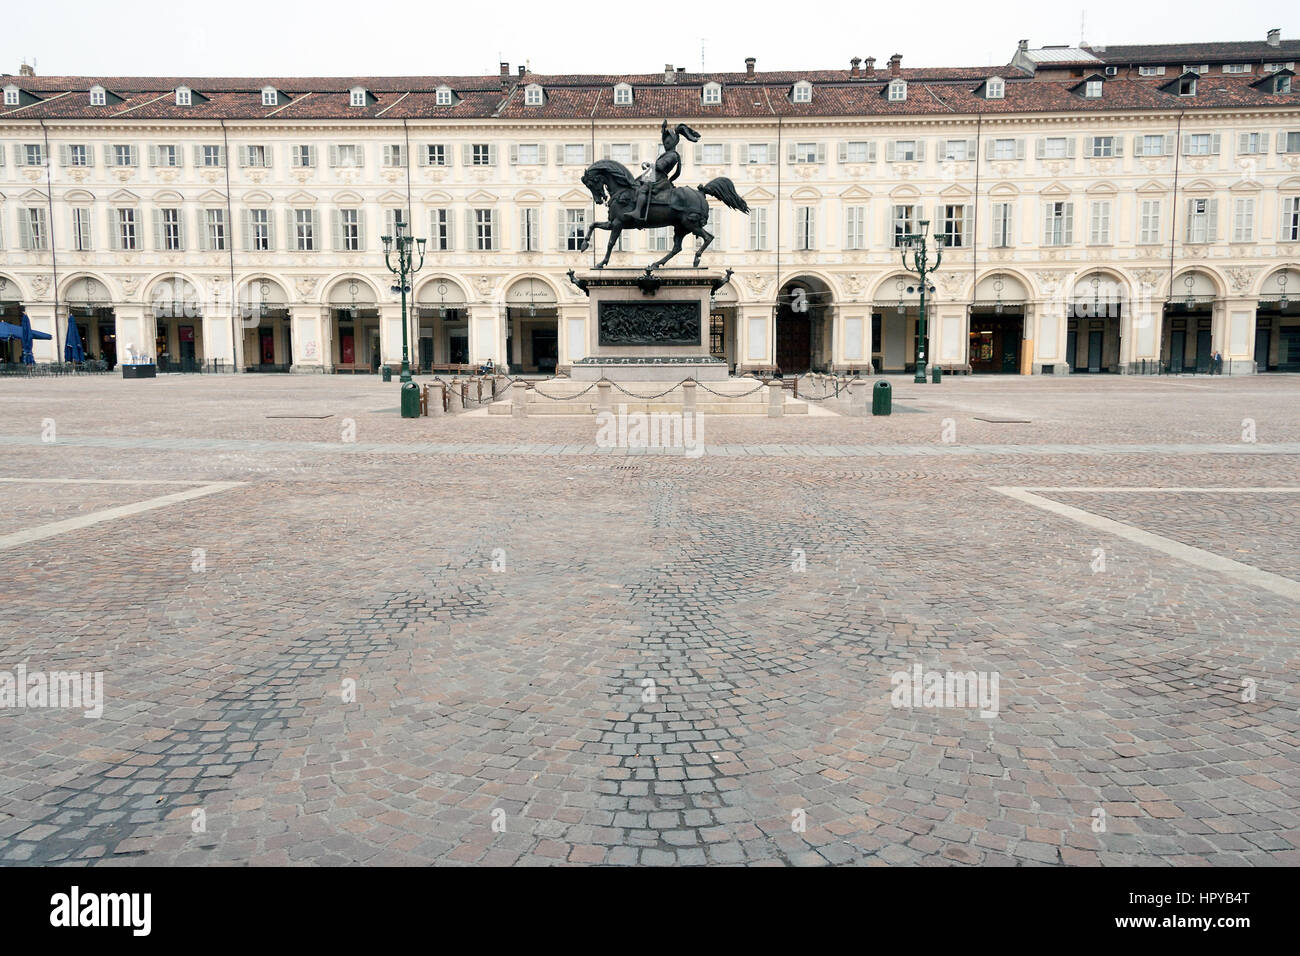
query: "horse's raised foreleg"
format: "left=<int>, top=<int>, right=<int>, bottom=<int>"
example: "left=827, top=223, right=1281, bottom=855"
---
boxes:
left=647, top=227, right=687, bottom=271
left=578, top=221, right=609, bottom=253
left=692, top=228, right=713, bottom=267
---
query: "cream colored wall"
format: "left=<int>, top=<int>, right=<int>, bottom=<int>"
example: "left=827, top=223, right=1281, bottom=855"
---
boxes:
left=2, top=106, right=1299, bottom=369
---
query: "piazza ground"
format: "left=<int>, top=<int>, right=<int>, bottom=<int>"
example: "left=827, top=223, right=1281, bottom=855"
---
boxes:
left=0, top=372, right=1297, bottom=867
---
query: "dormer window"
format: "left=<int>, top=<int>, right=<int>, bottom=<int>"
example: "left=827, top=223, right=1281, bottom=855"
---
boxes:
left=1280, top=75, right=1294, bottom=94
left=888, top=79, right=907, bottom=101
left=90, top=86, right=107, bottom=106
left=1084, top=79, right=1103, bottom=98
left=524, top=84, right=544, bottom=106
left=792, top=81, right=812, bottom=103
left=614, top=82, right=632, bottom=105
left=702, top=82, right=722, bottom=105
left=985, top=76, right=1005, bottom=99
left=261, top=87, right=278, bottom=106
left=175, top=87, right=191, bottom=106
left=3, top=86, right=19, bottom=106
left=350, top=87, right=367, bottom=107
left=435, top=86, right=453, bottom=106
left=1178, top=75, right=1197, bottom=96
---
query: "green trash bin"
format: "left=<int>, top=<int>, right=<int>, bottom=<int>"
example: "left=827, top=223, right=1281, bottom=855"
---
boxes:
left=871, top=380, right=892, bottom=416
left=400, top=381, right=420, bottom=418
left=382, top=366, right=392, bottom=382
left=931, top=365, right=943, bottom=384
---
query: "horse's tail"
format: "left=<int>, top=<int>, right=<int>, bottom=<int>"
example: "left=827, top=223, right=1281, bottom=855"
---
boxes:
left=697, top=178, right=749, bottom=214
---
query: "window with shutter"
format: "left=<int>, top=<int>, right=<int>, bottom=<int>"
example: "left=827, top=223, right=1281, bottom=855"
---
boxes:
left=1232, top=198, right=1255, bottom=241
left=1281, top=197, right=1300, bottom=240
left=71, top=207, right=92, bottom=251
left=1043, top=201, right=1072, bottom=246
left=1139, top=200, right=1161, bottom=244
left=1089, top=200, right=1112, bottom=244
left=748, top=208, right=767, bottom=250
left=940, top=205, right=968, bottom=247
left=844, top=206, right=866, bottom=249
left=991, top=202, right=1013, bottom=247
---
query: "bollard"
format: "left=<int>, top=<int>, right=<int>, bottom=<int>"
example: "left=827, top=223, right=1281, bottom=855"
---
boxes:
left=427, top=382, right=445, bottom=417
left=596, top=380, right=613, bottom=413
left=446, top=379, right=464, bottom=412
left=767, top=382, right=784, bottom=417
left=512, top=382, right=529, bottom=417
left=872, top=380, right=892, bottom=416
left=681, top=380, right=697, bottom=413
left=848, top=378, right=868, bottom=416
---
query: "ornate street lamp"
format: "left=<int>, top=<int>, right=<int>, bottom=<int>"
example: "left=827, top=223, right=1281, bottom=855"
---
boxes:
left=381, top=216, right=427, bottom=416
left=901, top=219, right=943, bottom=383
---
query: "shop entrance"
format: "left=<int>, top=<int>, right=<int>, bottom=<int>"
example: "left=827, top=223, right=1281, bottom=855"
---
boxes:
left=969, top=313, right=1023, bottom=374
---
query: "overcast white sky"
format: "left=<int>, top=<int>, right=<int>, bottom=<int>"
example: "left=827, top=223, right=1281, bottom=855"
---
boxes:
left=1, top=0, right=1288, bottom=78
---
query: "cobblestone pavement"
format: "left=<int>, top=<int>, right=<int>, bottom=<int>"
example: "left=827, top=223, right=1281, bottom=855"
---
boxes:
left=0, top=374, right=1297, bottom=866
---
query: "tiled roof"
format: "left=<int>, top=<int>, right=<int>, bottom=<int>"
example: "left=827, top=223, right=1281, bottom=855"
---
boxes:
left=3, top=54, right=1299, bottom=122
left=1090, top=39, right=1300, bottom=64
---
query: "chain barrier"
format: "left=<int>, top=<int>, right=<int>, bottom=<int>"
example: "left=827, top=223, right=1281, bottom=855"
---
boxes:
left=694, top=380, right=767, bottom=398
left=532, top=381, right=599, bottom=400
left=605, top=380, right=688, bottom=400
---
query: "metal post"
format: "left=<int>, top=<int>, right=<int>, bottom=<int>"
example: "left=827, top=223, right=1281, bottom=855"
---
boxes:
left=902, top=219, right=943, bottom=384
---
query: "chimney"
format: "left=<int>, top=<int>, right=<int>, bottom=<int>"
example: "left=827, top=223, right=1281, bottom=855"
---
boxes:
left=19, top=61, right=35, bottom=77
left=499, top=62, right=510, bottom=89
left=518, top=65, right=526, bottom=76
left=745, top=56, right=756, bottom=76
left=1018, top=39, right=1029, bottom=52
left=850, top=56, right=861, bottom=78
left=1267, top=28, right=1281, bottom=47
left=664, top=63, right=675, bottom=83
left=677, top=66, right=686, bottom=74
left=864, top=56, right=876, bottom=78
left=888, top=53, right=902, bottom=77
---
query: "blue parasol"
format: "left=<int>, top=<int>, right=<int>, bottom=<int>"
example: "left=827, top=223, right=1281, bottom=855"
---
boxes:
left=64, top=316, right=85, bottom=362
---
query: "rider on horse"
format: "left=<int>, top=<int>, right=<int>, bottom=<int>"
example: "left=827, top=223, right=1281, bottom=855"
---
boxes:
left=636, top=120, right=701, bottom=224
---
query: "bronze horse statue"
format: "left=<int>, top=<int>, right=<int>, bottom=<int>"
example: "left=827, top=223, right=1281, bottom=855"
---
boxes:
left=579, top=143, right=749, bottom=270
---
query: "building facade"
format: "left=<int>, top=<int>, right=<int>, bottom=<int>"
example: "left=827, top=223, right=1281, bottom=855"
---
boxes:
left=3, top=30, right=1300, bottom=375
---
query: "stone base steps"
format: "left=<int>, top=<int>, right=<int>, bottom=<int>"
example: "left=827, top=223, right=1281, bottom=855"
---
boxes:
left=487, top=399, right=808, bottom=416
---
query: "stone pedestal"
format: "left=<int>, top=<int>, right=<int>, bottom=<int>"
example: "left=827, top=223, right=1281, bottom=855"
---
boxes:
left=566, top=268, right=731, bottom=382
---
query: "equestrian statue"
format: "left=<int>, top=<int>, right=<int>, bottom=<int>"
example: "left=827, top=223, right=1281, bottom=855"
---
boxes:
left=579, top=120, right=749, bottom=271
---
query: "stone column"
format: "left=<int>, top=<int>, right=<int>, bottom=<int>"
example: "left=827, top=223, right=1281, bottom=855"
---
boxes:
left=1222, top=296, right=1258, bottom=375
left=738, top=305, right=773, bottom=371
left=681, top=379, right=697, bottom=412
left=290, top=306, right=325, bottom=372
left=1031, top=299, right=1067, bottom=374
left=20, top=303, right=58, bottom=362
left=559, top=305, right=588, bottom=371
left=933, top=303, right=968, bottom=369
left=426, top=381, right=445, bottom=416
left=467, top=306, right=499, bottom=366
left=379, top=304, right=403, bottom=368
left=596, top=380, right=612, bottom=413
left=114, top=305, right=147, bottom=366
